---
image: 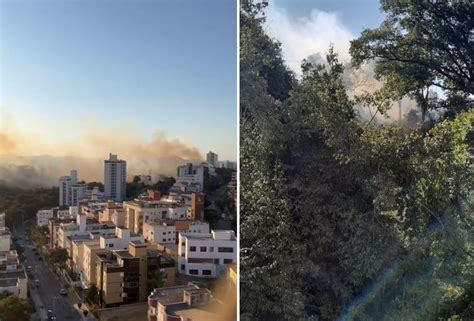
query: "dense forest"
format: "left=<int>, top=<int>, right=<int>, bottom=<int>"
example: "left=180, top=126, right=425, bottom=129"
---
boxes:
left=0, top=184, right=58, bottom=229
left=240, top=1, right=473, bottom=320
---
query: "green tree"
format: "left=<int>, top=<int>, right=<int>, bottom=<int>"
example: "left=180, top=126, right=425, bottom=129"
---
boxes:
left=0, top=294, right=34, bottom=321
left=85, top=284, right=99, bottom=305
left=31, top=225, right=49, bottom=248
left=350, top=0, right=474, bottom=121
left=147, top=270, right=165, bottom=292
left=0, top=185, right=58, bottom=228
left=240, top=1, right=474, bottom=320
left=46, top=248, right=68, bottom=268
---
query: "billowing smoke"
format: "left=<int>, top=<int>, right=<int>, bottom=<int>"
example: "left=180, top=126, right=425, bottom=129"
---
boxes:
left=265, top=1, right=419, bottom=124
left=0, top=127, right=203, bottom=187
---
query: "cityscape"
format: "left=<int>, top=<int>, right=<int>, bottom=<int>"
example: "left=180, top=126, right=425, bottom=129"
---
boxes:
left=1, top=151, right=237, bottom=320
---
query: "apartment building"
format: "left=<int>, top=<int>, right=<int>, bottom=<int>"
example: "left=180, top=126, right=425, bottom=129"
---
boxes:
left=59, top=170, right=88, bottom=206
left=95, top=242, right=175, bottom=307
left=69, top=226, right=143, bottom=287
left=104, top=153, right=127, bottom=202
left=123, top=200, right=190, bottom=235
left=147, top=285, right=224, bottom=321
left=36, top=209, right=54, bottom=226
left=178, top=230, right=236, bottom=278
left=143, top=221, right=176, bottom=245
left=99, top=202, right=125, bottom=226
left=0, top=251, right=27, bottom=299
left=0, top=228, right=11, bottom=252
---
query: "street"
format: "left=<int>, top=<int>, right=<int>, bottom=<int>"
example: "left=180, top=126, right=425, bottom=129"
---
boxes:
left=19, top=229, right=83, bottom=321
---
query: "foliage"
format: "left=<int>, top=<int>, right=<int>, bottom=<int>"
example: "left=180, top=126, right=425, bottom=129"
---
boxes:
left=151, top=176, right=175, bottom=195
left=203, top=168, right=235, bottom=194
left=350, top=0, right=474, bottom=121
left=147, top=269, right=165, bottom=292
left=126, top=175, right=175, bottom=199
left=88, top=304, right=100, bottom=318
left=240, top=1, right=474, bottom=320
left=86, top=181, right=104, bottom=192
left=214, top=185, right=234, bottom=213
left=31, top=225, right=49, bottom=248
left=46, top=248, right=68, bottom=268
left=0, top=294, right=34, bottom=321
left=85, top=284, right=99, bottom=305
left=0, top=185, right=58, bottom=228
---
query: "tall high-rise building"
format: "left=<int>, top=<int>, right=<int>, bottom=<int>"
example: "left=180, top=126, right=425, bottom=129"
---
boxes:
left=104, top=153, right=126, bottom=202
left=206, top=151, right=218, bottom=167
left=59, top=170, right=81, bottom=206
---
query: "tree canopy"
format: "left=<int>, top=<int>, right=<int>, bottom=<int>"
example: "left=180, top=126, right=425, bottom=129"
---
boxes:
left=0, top=294, right=34, bottom=321
left=240, top=1, right=474, bottom=320
left=350, top=0, right=474, bottom=121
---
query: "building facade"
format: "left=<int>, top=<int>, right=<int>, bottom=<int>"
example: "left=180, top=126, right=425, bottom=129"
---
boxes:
left=178, top=230, right=236, bottom=278
left=104, top=153, right=127, bottom=202
left=206, top=151, right=218, bottom=167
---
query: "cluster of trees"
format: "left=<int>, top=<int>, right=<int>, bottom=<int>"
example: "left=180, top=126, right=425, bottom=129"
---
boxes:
left=241, top=1, right=473, bottom=320
left=0, top=292, right=34, bottom=321
left=30, top=225, right=49, bottom=248
left=126, top=175, right=175, bottom=199
left=0, top=185, right=58, bottom=228
left=45, top=248, right=69, bottom=268
left=203, top=168, right=237, bottom=230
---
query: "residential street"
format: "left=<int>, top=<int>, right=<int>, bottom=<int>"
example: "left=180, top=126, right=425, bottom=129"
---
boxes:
left=20, top=229, right=83, bottom=321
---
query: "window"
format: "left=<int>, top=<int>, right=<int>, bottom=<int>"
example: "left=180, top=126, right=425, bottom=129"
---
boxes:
left=209, top=247, right=214, bottom=252
left=181, top=264, right=185, bottom=270
left=109, top=244, right=114, bottom=248
left=163, top=239, right=166, bottom=242
left=218, top=247, right=234, bottom=253
left=224, top=259, right=233, bottom=264
left=202, top=270, right=212, bottom=276
left=200, top=247, right=206, bottom=252
left=189, top=269, right=198, bottom=275
left=190, top=246, right=196, bottom=252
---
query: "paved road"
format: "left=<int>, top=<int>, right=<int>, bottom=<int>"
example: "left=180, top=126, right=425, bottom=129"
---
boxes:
left=19, top=230, right=83, bottom=321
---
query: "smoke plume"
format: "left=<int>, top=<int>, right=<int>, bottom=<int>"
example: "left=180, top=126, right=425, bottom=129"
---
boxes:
left=265, top=1, right=419, bottom=123
left=0, top=125, right=203, bottom=187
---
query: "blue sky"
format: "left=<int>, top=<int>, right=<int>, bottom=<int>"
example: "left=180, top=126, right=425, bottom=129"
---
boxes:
left=265, top=0, right=386, bottom=73
left=269, top=0, right=385, bottom=34
left=0, top=0, right=237, bottom=161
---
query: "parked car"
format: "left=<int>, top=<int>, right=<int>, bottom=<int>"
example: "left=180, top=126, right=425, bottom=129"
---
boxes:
left=47, top=309, right=55, bottom=320
left=59, top=288, right=67, bottom=296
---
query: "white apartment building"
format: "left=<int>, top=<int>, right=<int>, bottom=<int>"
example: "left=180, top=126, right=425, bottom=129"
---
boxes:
left=143, top=221, right=176, bottom=245
left=175, top=163, right=204, bottom=192
left=104, top=153, right=126, bottom=202
left=0, top=251, right=27, bottom=299
left=56, top=214, right=116, bottom=249
left=0, top=228, right=11, bottom=252
left=123, top=200, right=191, bottom=234
left=59, top=170, right=88, bottom=206
left=71, top=184, right=86, bottom=206
left=183, top=220, right=210, bottom=235
left=178, top=230, right=236, bottom=278
left=206, top=151, right=218, bottom=167
left=82, top=241, right=105, bottom=287
left=70, top=226, right=142, bottom=288
left=36, top=209, right=54, bottom=226
left=99, top=226, right=143, bottom=250
left=218, top=160, right=237, bottom=170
